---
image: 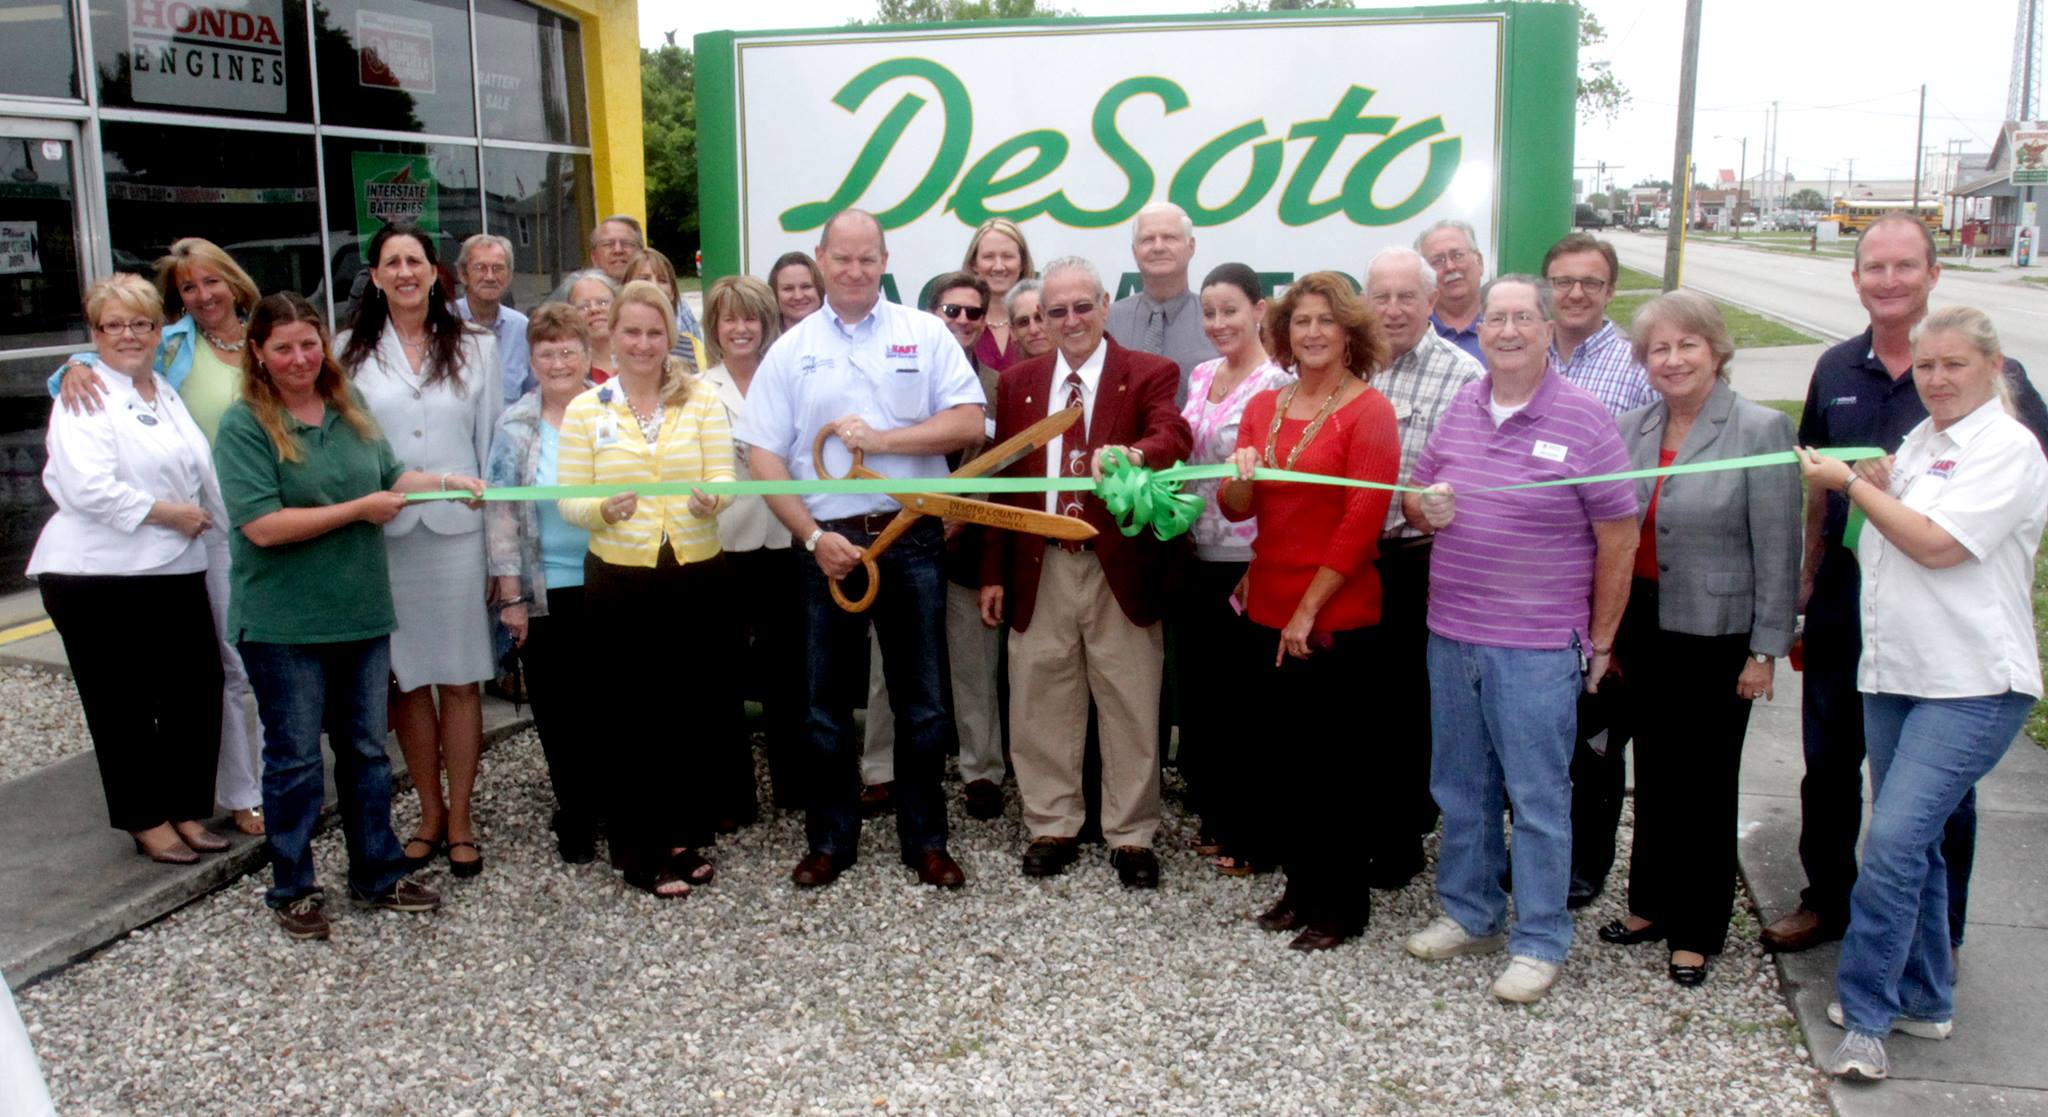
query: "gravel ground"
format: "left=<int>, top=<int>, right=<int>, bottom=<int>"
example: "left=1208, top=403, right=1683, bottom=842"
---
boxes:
left=17, top=729, right=1830, bottom=1117
left=0, top=665, right=91, bottom=784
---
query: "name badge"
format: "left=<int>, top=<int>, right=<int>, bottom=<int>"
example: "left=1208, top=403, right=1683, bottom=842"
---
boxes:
left=1926, top=458, right=1956, bottom=479
left=595, top=417, right=618, bottom=447
left=1532, top=439, right=1568, bottom=463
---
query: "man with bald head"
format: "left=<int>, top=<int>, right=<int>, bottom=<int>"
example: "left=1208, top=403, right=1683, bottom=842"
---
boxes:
left=1363, top=246, right=1484, bottom=886
left=737, top=209, right=987, bottom=891
left=1106, top=202, right=1218, bottom=403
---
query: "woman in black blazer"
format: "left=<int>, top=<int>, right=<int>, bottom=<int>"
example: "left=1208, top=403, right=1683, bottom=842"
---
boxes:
left=1597, top=291, right=1801, bottom=985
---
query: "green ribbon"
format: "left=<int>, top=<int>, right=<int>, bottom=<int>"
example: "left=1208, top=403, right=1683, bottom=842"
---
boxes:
left=414, top=446, right=1883, bottom=544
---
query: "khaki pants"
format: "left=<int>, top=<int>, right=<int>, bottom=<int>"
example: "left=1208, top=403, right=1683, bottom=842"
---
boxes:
left=1007, top=548, right=1163, bottom=848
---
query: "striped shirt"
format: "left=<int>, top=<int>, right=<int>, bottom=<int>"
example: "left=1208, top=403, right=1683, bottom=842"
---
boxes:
left=1412, top=371, right=1637, bottom=649
left=1552, top=319, right=1655, bottom=415
left=1376, top=331, right=1485, bottom=537
left=556, top=375, right=736, bottom=567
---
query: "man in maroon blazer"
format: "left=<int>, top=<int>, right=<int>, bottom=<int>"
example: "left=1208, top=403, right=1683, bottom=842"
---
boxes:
left=977, top=256, right=1193, bottom=889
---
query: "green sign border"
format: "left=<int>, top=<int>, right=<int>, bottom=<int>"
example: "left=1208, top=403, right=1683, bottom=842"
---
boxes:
left=696, top=2, right=1573, bottom=286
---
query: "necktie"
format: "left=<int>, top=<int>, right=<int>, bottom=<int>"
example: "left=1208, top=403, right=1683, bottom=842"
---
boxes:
left=1143, top=304, right=1168, bottom=354
left=1061, top=371, right=1088, bottom=522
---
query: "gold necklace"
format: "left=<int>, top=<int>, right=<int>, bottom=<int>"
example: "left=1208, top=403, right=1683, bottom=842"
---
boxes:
left=1261, top=379, right=1348, bottom=471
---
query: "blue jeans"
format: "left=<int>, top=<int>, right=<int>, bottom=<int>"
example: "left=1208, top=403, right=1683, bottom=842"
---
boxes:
left=238, top=637, right=410, bottom=909
left=1427, top=634, right=1582, bottom=963
left=801, top=518, right=951, bottom=861
left=1835, top=690, right=2029, bottom=1035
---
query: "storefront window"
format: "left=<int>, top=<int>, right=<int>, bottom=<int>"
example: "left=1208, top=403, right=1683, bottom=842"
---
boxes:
left=313, top=0, right=475, bottom=138
left=322, top=136, right=479, bottom=323
left=100, top=122, right=323, bottom=301
left=0, top=0, right=80, bottom=100
left=482, top=147, right=590, bottom=309
left=475, top=0, right=585, bottom=146
left=87, top=0, right=313, bottom=122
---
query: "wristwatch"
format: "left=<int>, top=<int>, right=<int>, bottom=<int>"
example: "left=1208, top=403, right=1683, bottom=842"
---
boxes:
left=803, top=527, right=824, bottom=552
left=1751, top=652, right=1772, bottom=664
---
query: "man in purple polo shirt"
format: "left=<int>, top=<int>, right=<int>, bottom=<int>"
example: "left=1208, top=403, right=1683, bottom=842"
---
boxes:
left=1397, top=274, right=1639, bottom=1004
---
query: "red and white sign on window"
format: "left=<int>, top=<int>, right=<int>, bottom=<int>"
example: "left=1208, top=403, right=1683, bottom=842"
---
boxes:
left=357, top=9, right=436, bottom=95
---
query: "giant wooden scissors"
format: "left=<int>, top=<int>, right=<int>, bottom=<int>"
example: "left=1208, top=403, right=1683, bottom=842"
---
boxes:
left=812, top=407, right=1097, bottom=612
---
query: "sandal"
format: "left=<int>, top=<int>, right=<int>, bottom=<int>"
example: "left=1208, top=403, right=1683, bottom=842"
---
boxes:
left=1189, top=833, right=1223, bottom=857
left=669, top=848, right=715, bottom=886
left=231, top=807, right=265, bottom=836
left=622, top=866, right=691, bottom=899
left=402, top=832, right=446, bottom=868
left=1213, top=854, right=1261, bottom=878
left=447, top=840, right=483, bottom=879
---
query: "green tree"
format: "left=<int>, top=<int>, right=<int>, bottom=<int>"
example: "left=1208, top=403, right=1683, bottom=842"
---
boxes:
left=641, top=44, right=698, bottom=273
left=1789, top=188, right=1826, bottom=211
left=1586, top=191, right=1611, bottom=209
left=864, top=0, right=1073, bottom=22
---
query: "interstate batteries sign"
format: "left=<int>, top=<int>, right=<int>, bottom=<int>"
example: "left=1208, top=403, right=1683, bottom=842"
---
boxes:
left=695, top=4, right=1577, bottom=292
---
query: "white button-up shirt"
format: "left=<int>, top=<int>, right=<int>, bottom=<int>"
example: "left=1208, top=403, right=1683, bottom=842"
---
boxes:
left=1857, top=396, right=2048, bottom=699
left=735, top=296, right=985, bottom=522
left=28, top=361, right=226, bottom=577
left=1044, top=340, right=1105, bottom=514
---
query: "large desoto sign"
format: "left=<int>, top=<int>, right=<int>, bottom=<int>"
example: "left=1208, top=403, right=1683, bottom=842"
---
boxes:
left=696, top=5, right=1576, bottom=296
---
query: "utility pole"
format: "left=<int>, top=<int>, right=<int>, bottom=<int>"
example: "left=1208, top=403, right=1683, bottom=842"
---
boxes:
left=1912, top=85, right=1927, bottom=211
left=1664, top=0, right=1704, bottom=291
left=1846, top=157, right=1856, bottom=195
left=1826, top=165, right=1838, bottom=201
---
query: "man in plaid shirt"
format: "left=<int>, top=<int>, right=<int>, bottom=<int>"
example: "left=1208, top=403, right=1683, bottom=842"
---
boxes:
left=1362, top=246, right=1484, bottom=888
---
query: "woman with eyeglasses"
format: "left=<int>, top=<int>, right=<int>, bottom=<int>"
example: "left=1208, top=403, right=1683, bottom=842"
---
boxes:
left=338, top=222, right=502, bottom=880
left=30, top=274, right=229, bottom=865
left=1006, top=279, right=1054, bottom=361
left=564, top=270, right=622, bottom=382
left=962, top=218, right=1037, bottom=374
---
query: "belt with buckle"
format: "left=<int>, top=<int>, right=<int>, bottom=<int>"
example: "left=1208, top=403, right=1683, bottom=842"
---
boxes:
left=820, top=512, right=899, bottom=536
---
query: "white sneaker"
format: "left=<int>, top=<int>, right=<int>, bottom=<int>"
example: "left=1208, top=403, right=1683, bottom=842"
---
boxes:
left=1405, top=915, right=1508, bottom=961
left=1828, top=1000, right=1953, bottom=1040
left=1490, top=955, right=1560, bottom=1003
left=1826, top=1031, right=1890, bottom=1080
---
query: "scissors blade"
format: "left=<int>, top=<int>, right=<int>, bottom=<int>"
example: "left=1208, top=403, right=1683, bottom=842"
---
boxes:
left=888, top=492, right=1099, bottom=540
left=955, top=407, right=1083, bottom=480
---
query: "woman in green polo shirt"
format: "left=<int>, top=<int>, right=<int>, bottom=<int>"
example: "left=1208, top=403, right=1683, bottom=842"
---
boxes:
left=212, top=292, right=483, bottom=942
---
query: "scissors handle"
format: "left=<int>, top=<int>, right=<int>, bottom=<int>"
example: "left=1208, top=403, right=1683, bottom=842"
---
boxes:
left=812, top=424, right=864, bottom=480
left=827, top=554, right=882, bottom=612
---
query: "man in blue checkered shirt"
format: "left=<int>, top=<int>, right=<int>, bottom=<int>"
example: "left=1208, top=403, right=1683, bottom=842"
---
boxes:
left=1543, top=234, right=1655, bottom=415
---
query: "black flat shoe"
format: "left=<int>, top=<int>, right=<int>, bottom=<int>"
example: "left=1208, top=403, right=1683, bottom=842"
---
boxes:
left=402, top=833, right=446, bottom=870
left=1598, top=918, right=1664, bottom=946
left=447, top=840, right=483, bottom=879
left=1668, top=959, right=1709, bottom=986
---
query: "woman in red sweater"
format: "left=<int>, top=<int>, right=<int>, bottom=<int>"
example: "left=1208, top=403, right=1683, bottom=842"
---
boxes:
left=1219, top=270, right=1401, bottom=951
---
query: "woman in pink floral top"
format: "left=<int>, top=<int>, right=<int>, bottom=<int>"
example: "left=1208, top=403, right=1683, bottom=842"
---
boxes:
left=1171, top=263, right=1293, bottom=875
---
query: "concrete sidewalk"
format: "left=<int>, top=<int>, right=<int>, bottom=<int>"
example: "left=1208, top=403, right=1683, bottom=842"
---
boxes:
left=0, top=593, right=531, bottom=989
left=1739, top=662, right=2048, bottom=1115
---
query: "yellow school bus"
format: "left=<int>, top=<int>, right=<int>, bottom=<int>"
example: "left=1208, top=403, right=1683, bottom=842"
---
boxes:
left=1826, top=199, right=1942, bottom=235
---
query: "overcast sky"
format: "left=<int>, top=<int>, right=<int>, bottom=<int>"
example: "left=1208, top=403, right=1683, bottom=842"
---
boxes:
left=641, top=0, right=2028, bottom=193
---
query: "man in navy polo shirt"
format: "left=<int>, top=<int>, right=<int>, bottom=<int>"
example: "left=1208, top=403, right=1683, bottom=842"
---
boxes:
left=1763, top=213, right=2048, bottom=955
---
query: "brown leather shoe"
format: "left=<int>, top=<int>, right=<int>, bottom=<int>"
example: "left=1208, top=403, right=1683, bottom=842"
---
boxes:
left=1288, top=919, right=1354, bottom=952
left=1760, top=907, right=1845, bottom=953
left=859, top=782, right=895, bottom=816
left=1109, top=846, right=1160, bottom=889
left=908, top=849, right=965, bottom=889
left=1021, top=836, right=1079, bottom=877
left=1256, top=894, right=1303, bottom=932
left=272, top=895, right=330, bottom=941
left=962, top=779, right=1003, bottom=820
left=791, top=850, right=845, bottom=888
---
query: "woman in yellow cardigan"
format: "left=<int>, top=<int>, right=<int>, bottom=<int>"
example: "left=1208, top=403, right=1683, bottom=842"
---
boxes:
left=557, top=280, right=736, bottom=898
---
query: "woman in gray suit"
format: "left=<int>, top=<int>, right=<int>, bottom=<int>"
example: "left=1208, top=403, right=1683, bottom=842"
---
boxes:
left=1596, top=291, right=1800, bottom=985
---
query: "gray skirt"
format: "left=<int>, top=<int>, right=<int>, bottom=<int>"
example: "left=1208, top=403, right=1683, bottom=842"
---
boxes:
left=385, top=528, right=495, bottom=691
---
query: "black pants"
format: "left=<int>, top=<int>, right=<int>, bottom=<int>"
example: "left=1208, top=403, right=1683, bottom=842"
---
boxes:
left=1242, top=624, right=1372, bottom=932
left=1801, top=543, right=1976, bottom=943
left=40, top=571, right=223, bottom=831
left=727, top=546, right=806, bottom=811
left=1166, top=559, right=1248, bottom=844
left=1619, top=582, right=1754, bottom=955
left=520, top=584, right=598, bottom=839
left=582, top=548, right=731, bottom=878
left=1570, top=678, right=1631, bottom=893
left=1371, top=538, right=1436, bottom=861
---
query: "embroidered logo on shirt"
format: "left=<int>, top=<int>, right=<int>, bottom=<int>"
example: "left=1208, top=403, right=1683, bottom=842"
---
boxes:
left=1926, top=458, right=1957, bottom=479
left=1828, top=395, right=1859, bottom=407
left=886, top=343, right=918, bottom=359
left=1531, top=440, right=1568, bottom=462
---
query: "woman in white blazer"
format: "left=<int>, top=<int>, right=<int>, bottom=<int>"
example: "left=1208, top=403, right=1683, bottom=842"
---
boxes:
left=28, top=274, right=231, bottom=864
left=337, top=223, right=501, bottom=878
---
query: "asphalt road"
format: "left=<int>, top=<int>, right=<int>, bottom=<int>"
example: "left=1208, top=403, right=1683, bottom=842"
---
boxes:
left=1610, top=231, right=2048, bottom=391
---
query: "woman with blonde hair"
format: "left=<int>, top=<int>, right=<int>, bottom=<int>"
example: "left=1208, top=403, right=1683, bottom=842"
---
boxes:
left=556, top=279, right=738, bottom=897
left=623, top=246, right=707, bottom=366
left=214, top=291, right=479, bottom=938
left=961, top=217, right=1036, bottom=372
left=49, top=237, right=268, bottom=834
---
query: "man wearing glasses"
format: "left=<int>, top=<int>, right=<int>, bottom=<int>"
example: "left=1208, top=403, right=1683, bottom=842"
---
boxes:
left=454, top=234, right=531, bottom=409
left=1539, top=233, right=1656, bottom=914
left=1416, top=220, right=1487, bottom=365
left=978, top=256, right=1192, bottom=890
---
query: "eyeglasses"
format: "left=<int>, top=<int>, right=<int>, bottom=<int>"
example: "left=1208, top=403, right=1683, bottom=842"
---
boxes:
left=95, top=319, right=158, bottom=337
left=937, top=303, right=985, bottom=322
left=1014, top=312, right=1044, bottom=327
left=574, top=298, right=613, bottom=313
left=1481, top=311, right=1544, bottom=329
left=1043, top=300, right=1097, bottom=321
left=1548, top=276, right=1610, bottom=294
left=593, top=238, right=636, bottom=252
left=532, top=345, right=589, bottom=366
left=1426, top=248, right=1472, bottom=269
left=466, top=263, right=509, bottom=276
